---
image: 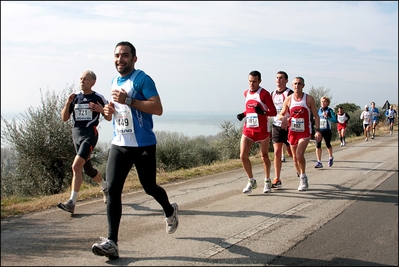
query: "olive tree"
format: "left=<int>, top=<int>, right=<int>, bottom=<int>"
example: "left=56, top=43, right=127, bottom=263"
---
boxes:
left=1, top=86, right=76, bottom=196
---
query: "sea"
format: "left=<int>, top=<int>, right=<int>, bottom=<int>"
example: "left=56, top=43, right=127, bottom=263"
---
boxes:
left=98, top=111, right=244, bottom=144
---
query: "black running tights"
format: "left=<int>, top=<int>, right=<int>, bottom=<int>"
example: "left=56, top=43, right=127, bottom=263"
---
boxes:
left=106, top=144, right=173, bottom=243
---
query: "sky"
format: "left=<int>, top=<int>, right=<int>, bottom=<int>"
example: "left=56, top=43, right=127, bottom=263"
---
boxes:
left=1, top=1, right=398, bottom=120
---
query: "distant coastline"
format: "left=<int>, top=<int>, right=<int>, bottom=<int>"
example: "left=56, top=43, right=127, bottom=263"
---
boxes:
left=98, top=111, right=243, bottom=144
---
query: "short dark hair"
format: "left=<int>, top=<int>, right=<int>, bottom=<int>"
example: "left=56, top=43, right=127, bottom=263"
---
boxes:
left=249, top=70, right=261, bottom=80
left=277, top=71, right=288, bottom=80
left=294, top=76, right=305, bottom=84
left=115, top=41, right=136, bottom=57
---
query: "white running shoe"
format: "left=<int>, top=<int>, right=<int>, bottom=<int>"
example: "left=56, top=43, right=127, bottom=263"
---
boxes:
left=165, top=202, right=179, bottom=234
left=243, top=179, right=257, bottom=194
left=263, top=179, right=272, bottom=193
left=298, top=176, right=309, bottom=191
left=92, top=237, right=119, bottom=259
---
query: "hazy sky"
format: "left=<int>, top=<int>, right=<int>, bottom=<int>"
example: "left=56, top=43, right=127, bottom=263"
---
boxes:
left=1, top=1, right=398, bottom=121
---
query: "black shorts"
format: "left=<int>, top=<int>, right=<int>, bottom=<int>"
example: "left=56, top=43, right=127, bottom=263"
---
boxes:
left=72, top=127, right=98, bottom=160
left=272, top=125, right=289, bottom=145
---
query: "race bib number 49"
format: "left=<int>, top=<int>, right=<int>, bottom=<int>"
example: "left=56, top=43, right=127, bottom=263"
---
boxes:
left=115, top=107, right=134, bottom=134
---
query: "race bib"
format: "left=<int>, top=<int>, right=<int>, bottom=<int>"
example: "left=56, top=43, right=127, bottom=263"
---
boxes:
left=114, top=105, right=134, bottom=135
left=74, top=104, right=92, bottom=121
left=246, top=113, right=259, bottom=128
left=290, top=118, right=304, bottom=132
left=320, top=118, right=328, bottom=129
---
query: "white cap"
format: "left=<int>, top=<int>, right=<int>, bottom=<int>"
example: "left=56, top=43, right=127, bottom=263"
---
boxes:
left=365, top=105, right=369, bottom=108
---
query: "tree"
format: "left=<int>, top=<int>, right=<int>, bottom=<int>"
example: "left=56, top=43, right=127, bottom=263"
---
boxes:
left=307, top=86, right=333, bottom=110
left=1, top=86, right=76, bottom=196
left=333, top=102, right=360, bottom=113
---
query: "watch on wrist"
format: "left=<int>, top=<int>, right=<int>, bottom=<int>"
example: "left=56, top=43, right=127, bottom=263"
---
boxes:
left=125, top=97, right=132, bottom=106
left=315, top=128, right=320, bottom=132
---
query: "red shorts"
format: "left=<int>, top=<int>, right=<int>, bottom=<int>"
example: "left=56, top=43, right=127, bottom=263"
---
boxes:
left=337, top=123, right=347, bottom=132
left=243, top=130, right=270, bottom=143
left=288, top=132, right=311, bottom=146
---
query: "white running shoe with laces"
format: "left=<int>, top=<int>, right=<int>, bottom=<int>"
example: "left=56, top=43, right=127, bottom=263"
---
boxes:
left=165, top=202, right=179, bottom=234
left=242, top=179, right=257, bottom=194
left=298, top=176, right=309, bottom=191
left=92, top=237, right=119, bottom=259
left=263, top=179, right=272, bottom=193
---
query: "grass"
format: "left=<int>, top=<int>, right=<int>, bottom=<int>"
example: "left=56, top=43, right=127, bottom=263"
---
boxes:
left=1, top=125, right=395, bottom=219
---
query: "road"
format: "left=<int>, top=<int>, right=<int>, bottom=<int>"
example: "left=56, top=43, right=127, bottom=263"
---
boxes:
left=1, top=133, right=398, bottom=266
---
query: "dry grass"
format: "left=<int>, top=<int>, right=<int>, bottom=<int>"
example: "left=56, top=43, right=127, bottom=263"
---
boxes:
left=1, top=125, right=394, bottom=219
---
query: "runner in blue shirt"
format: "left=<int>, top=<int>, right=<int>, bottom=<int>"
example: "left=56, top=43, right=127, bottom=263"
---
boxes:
left=370, top=102, right=380, bottom=139
left=91, top=41, right=178, bottom=259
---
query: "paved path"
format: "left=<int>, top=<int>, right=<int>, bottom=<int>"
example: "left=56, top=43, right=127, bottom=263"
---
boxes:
left=1, top=133, right=398, bottom=266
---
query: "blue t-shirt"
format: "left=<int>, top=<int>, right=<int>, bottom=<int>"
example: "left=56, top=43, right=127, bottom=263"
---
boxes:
left=110, top=69, right=159, bottom=147
left=371, top=107, right=379, bottom=122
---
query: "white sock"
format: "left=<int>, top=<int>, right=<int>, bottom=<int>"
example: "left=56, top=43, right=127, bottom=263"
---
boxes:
left=70, top=191, right=78, bottom=204
left=98, top=180, right=107, bottom=190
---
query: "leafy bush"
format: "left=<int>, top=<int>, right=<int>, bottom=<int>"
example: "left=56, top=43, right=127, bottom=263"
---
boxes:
left=1, top=88, right=76, bottom=196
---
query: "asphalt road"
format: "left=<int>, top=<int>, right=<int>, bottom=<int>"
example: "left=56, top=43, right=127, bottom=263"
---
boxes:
left=1, top=132, right=398, bottom=266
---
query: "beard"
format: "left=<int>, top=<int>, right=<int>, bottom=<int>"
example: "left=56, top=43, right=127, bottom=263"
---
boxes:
left=116, top=62, right=133, bottom=76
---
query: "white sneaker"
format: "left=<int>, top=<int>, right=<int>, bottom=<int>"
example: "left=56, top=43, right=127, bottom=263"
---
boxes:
left=281, top=155, right=286, bottom=162
left=340, top=142, right=343, bottom=147
left=165, top=202, right=179, bottom=234
left=92, top=237, right=119, bottom=259
left=243, top=179, right=257, bottom=194
left=263, top=179, right=271, bottom=193
left=343, top=141, right=346, bottom=146
left=390, top=131, right=393, bottom=135
left=298, top=176, right=309, bottom=191
left=365, top=138, right=368, bottom=141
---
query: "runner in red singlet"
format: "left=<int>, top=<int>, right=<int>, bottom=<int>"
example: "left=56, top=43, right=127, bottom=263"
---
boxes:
left=236, top=70, right=277, bottom=194
left=277, top=77, right=321, bottom=191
